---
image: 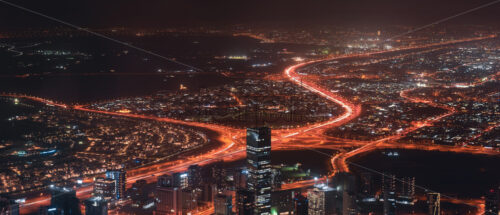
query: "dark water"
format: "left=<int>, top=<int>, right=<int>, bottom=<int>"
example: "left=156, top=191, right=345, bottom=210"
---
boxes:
left=0, top=34, right=319, bottom=103
left=271, top=149, right=336, bottom=177
left=0, top=34, right=321, bottom=103
left=0, top=73, right=234, bottom=103
left=0, top=35, right=260, bottom=103
left=349, top=149, right=500, bottom=198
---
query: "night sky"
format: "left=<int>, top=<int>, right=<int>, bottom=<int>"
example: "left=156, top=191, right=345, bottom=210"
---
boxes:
left=0, top=0, right=499, bottom=28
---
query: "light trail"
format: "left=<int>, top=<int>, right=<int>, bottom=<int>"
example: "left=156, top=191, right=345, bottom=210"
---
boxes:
left=2, top=35, right=498, bottom=214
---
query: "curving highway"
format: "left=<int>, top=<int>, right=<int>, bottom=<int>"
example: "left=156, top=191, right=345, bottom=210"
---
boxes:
left=2, top=34, right=499, bottom=214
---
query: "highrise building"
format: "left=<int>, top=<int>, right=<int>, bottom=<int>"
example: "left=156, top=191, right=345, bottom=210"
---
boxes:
left=105, top=169, right=126, bottom=200
left=246, top=127, right=272, bottom=215
left=234, top=169, right=248, bottom=190
left=157, top=174, right=174, bottom=187
left=172, top=172, right=189, bottom=189
left=485, top=188, right=499, bottom=215
left=84, top=197, right=108, bottom=215
left=236, top=189, right=254, bottom=215
left=270, top=189, right=297, bottom=215
left=293, top=193, right=308, bottom=215
left=270, top=169, right=282, bottom=190
left=360, top=172, right=374, bottom=196
left=181, top=189, right=198, bottom=213
left=49, top=186, right=81, bottom=215
left=0, top=196, right=19, bottom=215
left=307, top=186, right=339, bottom=215
left=94, top=177, right=116, bottom=201
left=211, top=162, right=228, bottom=189
left=155, top=177, right=182, bottom=215
left=398, top=177, right=416, bottom=206
left=130, top=179, right=149, bottom=206
left=200, top=183, right=214, bottom=203
left=39, top=206, right=64, bottom=215
left=214, top=194, right=233, bottom=215
left=382, top=174, right=396, bottom=215
left=427, top=193, right=440, bottom=215
left=188, top=165, right=202, bottom=189
left=332, top=173, right=358, bottom=215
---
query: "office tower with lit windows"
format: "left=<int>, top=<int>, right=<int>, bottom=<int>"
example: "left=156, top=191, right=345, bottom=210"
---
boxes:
left=234, top=169, right=248, bottom=190
left=246, top=127, right=272, bottom=215
left=94, top=177, right=116, bottom=201
left=293, top=193, right=308, bottom=215
left=382, top=174, right=396, bottom=215
left=214, top=194, right=233, bottom=215
left=39, top=206, right=63, bottom=215
left=155, top=175, right=182, bottom=215
left=188, top=165, right=202, bottom=189
left=105, top=169, right=126, bottom=200
left=130, top=179, right=149, bottom=206
left=307, top=186, right=339, bottom=215
left=157, top=174, right=174, bottom=187
left=400, top=177, right=415, bottom=198
left=427, top=193, right=440, bottom=215
left=0, top=196, right=19, bottom=215
left=173, top=172, right=189, bottom=189
left=270, top=189, right=297, bottom=215
left=84, top=197, right=108, bottom=215
left=485, top=188, right=499, bottom=215
left=49, top=186, right=81, bottom=215
left=330, top=172, right=358, bottom=214
left=398, top=177, right=416, bottom=206
left=236, top=189, right=254, bottom=215
left=181, top=189, right=198, bottom=213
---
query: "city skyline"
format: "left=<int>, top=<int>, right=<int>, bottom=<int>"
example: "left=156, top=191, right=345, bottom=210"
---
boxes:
left=0, top=0, right=499, bottom=215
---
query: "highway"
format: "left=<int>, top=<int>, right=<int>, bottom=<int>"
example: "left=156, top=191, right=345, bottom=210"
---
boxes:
left=1, top=34, right=499, bottom=214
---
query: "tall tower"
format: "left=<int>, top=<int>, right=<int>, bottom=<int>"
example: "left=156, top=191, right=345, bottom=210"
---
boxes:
left=105, top=169, right=126, bottom=200
left=156, top=174, right=182, bottom=215
left=84, top=197, right=108, bottom=215
left=382, top=174, right=396, bottom=215
left=485, top=188, right=499, bottom=215
left=214, top=194, right=233, bottom=215
left=427, top=193, right=440, bottom=215
left=307, top=186, right=339, bottom=215
left=246, top=127, right=272, bottom=215
left=49, top=186, right=81, bottom=215
left=188, top=165, right=202, bottom=189
left=94, top=177, right=116, bottom=201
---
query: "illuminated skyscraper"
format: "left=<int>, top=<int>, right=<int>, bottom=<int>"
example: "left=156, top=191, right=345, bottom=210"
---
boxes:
left=246, top=127, right=272, bottom=215
left=172, top=172, right=189, bottom=189
left=84, top=197, right=108, bottom=215
left=49, top=186, right=81, bottom=215
left=382, top=174, right=396, bottom=215
left=485, top=188, right=499, bottom=215
left=400, top=177, right=415, bottom=198
left=214, top=194, right=233, bottom=215
left=236, top=189, right=254, bottom=215
left=156, top=187, right=181, bottom=215
left=157, top=174, right=174, bottom=187
left=427, top=193, right=440, bottom=215
left=187, top=165, right=202, bottom=189
left=307, top=186, right=339, bottom=215
left=270, top=189, right=297, bottom=215
left=293, top=193, right=308, bottom=215
left=155, top=175, right=182, bottom=215
left=94, top=177, right=115, bottom=201
left=105, top=169, right=126, bottom=200
left=0, top=196, right=19, bottom=215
